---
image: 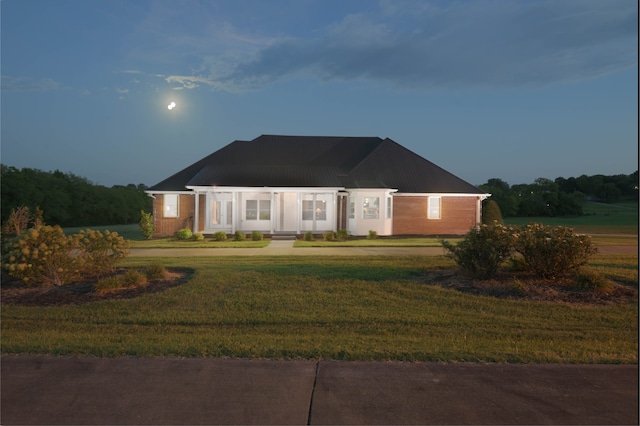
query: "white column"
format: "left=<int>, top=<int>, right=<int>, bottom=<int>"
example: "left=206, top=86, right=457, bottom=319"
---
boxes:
left=193, top=192, right=199, bottom=233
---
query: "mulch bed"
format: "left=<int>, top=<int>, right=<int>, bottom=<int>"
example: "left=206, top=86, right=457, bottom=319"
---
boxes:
left=421, top=269, right=638, bottom=306
left=1, top=268, right=193, bottom=307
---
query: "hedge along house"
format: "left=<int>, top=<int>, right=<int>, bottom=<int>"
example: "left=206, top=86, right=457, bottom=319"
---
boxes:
left=146, top=135, right=489, bottom=237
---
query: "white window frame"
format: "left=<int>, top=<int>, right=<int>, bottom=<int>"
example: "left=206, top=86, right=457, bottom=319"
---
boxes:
left=163, top=194, right=179, bottom=218
left=363, top=196, right=380, bottom=219
left=428, top=196, right=442, bottom=220
left=246, top=199, right=271, bottom=221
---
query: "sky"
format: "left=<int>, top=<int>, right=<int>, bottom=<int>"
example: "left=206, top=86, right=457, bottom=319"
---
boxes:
left=1, top=0, right=638, bottom=188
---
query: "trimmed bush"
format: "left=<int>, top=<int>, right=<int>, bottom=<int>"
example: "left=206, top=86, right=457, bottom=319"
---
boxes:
left=336, top=229, right=349, bottom=241
left=233, top=231, right=246, bottom=241
left=304, top=232, right=314, bottom=241
left=176, top=228, right=193, bottom=240
left=213, top=231, right=227, bottom=241
left=139, top=210, right=154, bottom=239
left=441, top=225, right=514, bottom=279
left=482, top=199, right=504, bottom=225
left=251, top=231, right=263, bottom=241
left=193, top=232, right=205, bottom=241
left=513, top=224, right=597, bottom=279
left=323, top=231, right=335, bottom=241
left=367, top=230, right=378, bottom=240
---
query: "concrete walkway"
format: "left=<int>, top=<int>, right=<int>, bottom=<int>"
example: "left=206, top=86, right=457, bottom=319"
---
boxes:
left=129, top=240, right=637, bottom=257
left=2, top=355, right=637, bottom=425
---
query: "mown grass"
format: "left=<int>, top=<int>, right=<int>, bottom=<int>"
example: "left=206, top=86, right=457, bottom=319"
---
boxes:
left=504, top=201, right=638, bottom=234
left=2, top=255, right=636, bottom=363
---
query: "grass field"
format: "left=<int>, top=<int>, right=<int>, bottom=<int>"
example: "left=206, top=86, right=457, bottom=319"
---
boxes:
left=2, top=255, right=637, bottom=363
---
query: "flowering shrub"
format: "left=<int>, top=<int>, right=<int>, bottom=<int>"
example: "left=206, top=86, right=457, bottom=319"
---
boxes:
left=3, top=225, right=130, bottom=287
left=442, top=225, right=514, bottom=279
left=513, top=224, right=597, bottom=279
left=76, top=229, right=129, bottom=279
left=3, top=225, right=80, bottom=286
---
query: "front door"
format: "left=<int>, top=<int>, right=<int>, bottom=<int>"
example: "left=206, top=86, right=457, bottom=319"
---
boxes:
left=275, top=192, right=298, bottom=233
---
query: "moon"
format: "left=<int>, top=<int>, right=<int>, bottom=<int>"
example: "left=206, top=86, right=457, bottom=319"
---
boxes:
left=167, top=101, right=176, bottom=110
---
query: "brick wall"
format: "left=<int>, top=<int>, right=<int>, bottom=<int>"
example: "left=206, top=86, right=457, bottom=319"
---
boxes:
left=392, top=196, right=479, bottom=235
left=153, top=194, right=195, bottom=237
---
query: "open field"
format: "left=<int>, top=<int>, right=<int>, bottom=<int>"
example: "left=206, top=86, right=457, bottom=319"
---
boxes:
left=2, top=255, right=637, bottom=363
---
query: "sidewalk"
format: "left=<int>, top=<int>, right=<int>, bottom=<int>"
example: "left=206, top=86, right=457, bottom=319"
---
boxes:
left=129, top=240, right=637, bottom=257
left=2, top=355, right=637, bottom=425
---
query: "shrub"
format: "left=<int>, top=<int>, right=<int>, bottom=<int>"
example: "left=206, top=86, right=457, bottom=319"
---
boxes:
left=513, top=224, right=597, bottom=279
left=304, top=232, right=314, bottom=241
left=336, top=229, right=349, bottom=241
left=123, top=269, right=147, bottom=287
left=3, top=225, right=80, bottom=286
left=213, top=231, right=227, bottom=241
left=144, top=262, right=166, bottom=280
left=2, top=206, right=32, bottom=239
left=323, top=231, right=335, bottom=241
left=482, top=199, right=504, bottom=225
left=251, top=231, right=263, bottom=241
left=367, top=230, right=378, bottom=240
left=3, top=225, right=130, bottom=287
left=441, top=225, right=514, bottom=279
left=193, top=232, right=205, bottom=241
left=139, top=210, right=154, bottom=239
left=76, top=229, right=130, bottom=279
left=233, top=231, right=246, bottom=241
left=573, top=267, right=612, bottom=293
left=176, top=228, right=193, bottom=240
left=95, top=275, right=124, bottom=294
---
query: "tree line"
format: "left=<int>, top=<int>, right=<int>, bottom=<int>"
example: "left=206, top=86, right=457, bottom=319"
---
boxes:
left=1, top=165, right=637, bottom=227
left=479, top=171, right=638, bottom=217
left=1, top=165, right=152, bottom=227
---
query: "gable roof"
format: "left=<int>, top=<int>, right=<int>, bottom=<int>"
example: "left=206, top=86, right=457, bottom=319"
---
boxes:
left=149, top=135, right=485, bottom=194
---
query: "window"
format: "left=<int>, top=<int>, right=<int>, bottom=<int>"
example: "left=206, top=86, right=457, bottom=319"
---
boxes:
left=363, top=197, right=379, bottom=219
left=348, top=199, right=355, bottom=219
left=428, top=196, right=441, bottom=219
left=386, top=196, right=392, bottom=219
left=164, top=194, right=178, bottom=218
left=246, top=200, right=270, bottom=220
left=302, top=199, right=327, bottom=221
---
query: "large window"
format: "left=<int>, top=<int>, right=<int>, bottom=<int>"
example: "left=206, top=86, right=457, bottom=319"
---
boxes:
left=211, top=200, right=232, bottom=226
left=302, top=199, right=327, bottom=220
left=163, top=194, right=179, bottom=218
left=363, top=197, right=379, bottom=219
left=386, top=196, right=392, bottom=219
left=428, top=196, right=442, bottom=219
left=246, top=200, right=271, bottom=220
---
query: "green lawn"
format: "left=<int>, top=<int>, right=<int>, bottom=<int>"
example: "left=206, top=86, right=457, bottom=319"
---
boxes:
left=504, top=201, right=638, bottom=234
left=2, top=255, right=637, bottom=363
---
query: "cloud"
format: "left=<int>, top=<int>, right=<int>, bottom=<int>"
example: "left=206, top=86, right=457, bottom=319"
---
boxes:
left=213, top=0, right=637, bottom=91
left=1, top=75, right=60, bottom=91
left=164, top=75, right=219, bottom=90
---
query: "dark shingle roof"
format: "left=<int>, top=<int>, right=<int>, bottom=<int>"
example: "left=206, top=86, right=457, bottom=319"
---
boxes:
left=149, top=135, right=485, bottom=194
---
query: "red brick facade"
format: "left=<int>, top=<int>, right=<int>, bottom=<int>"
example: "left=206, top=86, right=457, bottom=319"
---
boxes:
left=392, top=196, right=480, bottom=235
left=152, top=194, right=195, bottom=237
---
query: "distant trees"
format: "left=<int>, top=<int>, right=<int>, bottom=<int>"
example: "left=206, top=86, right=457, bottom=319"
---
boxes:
left=479, top=171, right=638, bottom=218
left=1, top=165, right=152, bottom=227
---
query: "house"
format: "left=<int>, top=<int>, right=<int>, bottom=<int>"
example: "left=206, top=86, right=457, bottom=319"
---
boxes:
left=146, top=135, right=489, bottom=237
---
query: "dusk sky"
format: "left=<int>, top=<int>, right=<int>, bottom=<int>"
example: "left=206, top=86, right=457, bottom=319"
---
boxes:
left=1, top=0, right=638, bottom=188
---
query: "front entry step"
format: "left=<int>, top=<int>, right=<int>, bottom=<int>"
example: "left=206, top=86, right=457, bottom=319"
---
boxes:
left=271, top=234, right=297, bottom=241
